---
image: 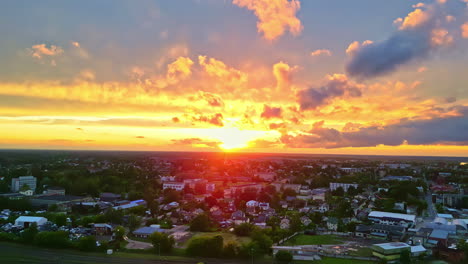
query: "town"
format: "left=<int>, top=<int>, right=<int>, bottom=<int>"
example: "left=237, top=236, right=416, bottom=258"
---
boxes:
left=0, top=150, right=467, bottom=264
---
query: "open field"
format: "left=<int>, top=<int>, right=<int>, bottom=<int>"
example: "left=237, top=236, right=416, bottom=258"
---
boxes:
left=181, top=231, right=251, bottom=248
left=0, top=242, right=251, bottom=264
left=295, top=257, right=374, bottom=264
left=283, top=234, right=343, bottom=246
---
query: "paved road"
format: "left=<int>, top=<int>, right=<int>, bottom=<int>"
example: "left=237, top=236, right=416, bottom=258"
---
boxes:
left=124, top=236, right=153, bottom=250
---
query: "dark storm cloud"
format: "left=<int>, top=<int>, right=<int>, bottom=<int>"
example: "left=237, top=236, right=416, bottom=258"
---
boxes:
left=283, top=107, right=468, bottom=148
left=297, top=74, right=362, bottom=110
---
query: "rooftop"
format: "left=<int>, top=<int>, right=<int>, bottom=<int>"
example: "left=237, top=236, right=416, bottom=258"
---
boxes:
left=373, top=242, right=410, bottom=250
left=368, top=211, right=416, bottom=222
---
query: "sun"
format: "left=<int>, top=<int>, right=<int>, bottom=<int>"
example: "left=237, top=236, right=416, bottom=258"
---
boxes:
left=206, top=127, right=265, bottom=151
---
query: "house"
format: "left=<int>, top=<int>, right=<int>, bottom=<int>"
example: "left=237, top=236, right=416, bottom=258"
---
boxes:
left=327, top=217, right=338, bottom=231
left=232, top=210, right=248, bottom=225
left=99, top=193, right=121, bottom=202
left=254, top=214, right=268, bottom=228
left=258, top=202, right=270, bottom=210
left=311, top=188, right=327, bottom=201
left=19, top=189, right=34, bottom=196
left=300, top=216, right=312, bottom=226
left=93, top=223, right=112, bottom=235
left=163, top=182, right=185, bottom=191
left=318, top=203, right=329, bottom=213
left=246, top=200, right=259, bottom=208
left=330, top=182, right=359, bottom=192
left=427, top=230, right=449, bottom=247
left=133, top=225, right=166, bottom=238
left=280, top=218, right=290, bottom=229
left=43, top=186, right=66, bottom=196
left=15, top=216, right=47, bottom=228
left=410, top=245, right=427, bottom=257
left=355, top=224, right=372, bottom=238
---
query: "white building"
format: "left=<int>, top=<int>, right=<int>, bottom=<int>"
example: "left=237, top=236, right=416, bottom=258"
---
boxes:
left=330, top=182, right=358, bottom=192
left=11, top=176, right=37, bottom=192
left=246, top=200, right=259, bottom=207
left=162, top=182, right=185, bottom=191
left=340, top=168, right=363, bottom=173
left=15, top=216, right=47, bottom=228
left=368, top=211, right=416, bottom=227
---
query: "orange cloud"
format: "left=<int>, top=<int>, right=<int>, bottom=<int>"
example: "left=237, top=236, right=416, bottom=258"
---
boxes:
left=232, top=0, right=303, bottom=40
left=399, top=9, right=431, bottom=30
left=273, top=61, right=296, bottom=90
left=198, top=55, right=247, bottom=86
left=166, top=57, right=194, bottom=82
left=27, top=44, right=64, bottom=66
left=431, top=28, right=453, bottom=46
left=310, top=49, right=332, bottom=57
left=345, top=40, right=373, bottom=56
left=462, top=22, right=468, bottom=38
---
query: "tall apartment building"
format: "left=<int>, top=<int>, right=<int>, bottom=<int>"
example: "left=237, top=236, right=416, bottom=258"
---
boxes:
left=11, top=176, right=37, bottom=193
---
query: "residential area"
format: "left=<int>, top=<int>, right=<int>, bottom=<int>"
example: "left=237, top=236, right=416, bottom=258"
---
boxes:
left=0, top=151, right=467, bottom=263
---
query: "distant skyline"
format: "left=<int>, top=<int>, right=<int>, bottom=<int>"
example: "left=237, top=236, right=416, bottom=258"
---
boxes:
left=1, top=0, right=468, bottom=156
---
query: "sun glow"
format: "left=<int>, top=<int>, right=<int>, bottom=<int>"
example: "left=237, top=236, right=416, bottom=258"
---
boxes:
left=204, top=127, right=268, bottom=151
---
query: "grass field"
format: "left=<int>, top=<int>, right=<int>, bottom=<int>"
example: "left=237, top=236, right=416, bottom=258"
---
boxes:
left=283, top=234, right=343, bottom=246
left=0, top=242, right=255, bottom=264
left=297, top=257, right=375, bottom=264
left=182, top=232, right=251, bottom=248
left=348, top=247, right=373, bottom=257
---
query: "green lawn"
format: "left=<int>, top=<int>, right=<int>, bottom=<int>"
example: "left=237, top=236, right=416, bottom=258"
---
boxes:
left=283, top=234, right=343, bottom=246
left=348, top=247, right=373, bottom=257
left=295, top=257, right=374, bottom=264
left=182, top=232, right=251, bottom=248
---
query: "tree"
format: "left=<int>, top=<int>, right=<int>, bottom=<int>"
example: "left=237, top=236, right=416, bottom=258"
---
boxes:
left=234, top=223, right=256, bottom=237
left=275, top=250, right=293, bottom=262
left=127, top=214, right=141, bottom=232
left=186, top=235, right=224, bottom=257
left=20, top=183, right=30, bottom=192
left=400, top=249, right=411, bottom=264
left=114, top=226, right=126, bottom=241
left=190, top=214, right=212, bottom=232
left=223, top=242, right=239, bottom=258
left=77, top=236, right=97, bottom=251
left=282, top=188, right=297, bottom=198
left=332, top=187, right=345, bottom=197
left=149, top=232, right=175, bottom=254
left=457, top=239, right=468, bottom=261
left=54, top=214, right=67, bottom=227
left=250, top=230, right=272, bottom=255
left=34, top=231, right=70, bottom=249
left=104, top=208, right=124, bottom=225
left=20, top=223, right=38, bottom=244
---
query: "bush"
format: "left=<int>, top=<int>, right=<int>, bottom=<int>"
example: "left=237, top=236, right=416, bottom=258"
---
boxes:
left=275, top=250, right=293, bottom=262
left=189, top=214, right=212, bottom=232
left=149, top=232, right=175, bottom=254
left=234, top=223, right=256, bottom=237
left=223, top=242, right=239, bottom=258
left=77, top=236, right=97, bottom=251
left=0, top=232, right=19, bottom=242
left=186, top=235, right=224, bottom=258
left=34, top=231, right=70, bottom=249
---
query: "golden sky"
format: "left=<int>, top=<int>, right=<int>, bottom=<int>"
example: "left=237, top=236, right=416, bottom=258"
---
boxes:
left=1, top=0, right=468, bottom=156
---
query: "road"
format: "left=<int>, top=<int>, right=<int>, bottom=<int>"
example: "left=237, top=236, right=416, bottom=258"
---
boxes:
left=124, top=236, right=153, bottom=250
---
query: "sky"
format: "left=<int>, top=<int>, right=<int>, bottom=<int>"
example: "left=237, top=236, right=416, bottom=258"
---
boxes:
left=1, top=0, right=468, bottom=156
